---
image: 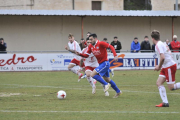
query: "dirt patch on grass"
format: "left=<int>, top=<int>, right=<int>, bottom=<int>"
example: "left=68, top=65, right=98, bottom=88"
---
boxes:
left=0, top=93, right=21, bottom=97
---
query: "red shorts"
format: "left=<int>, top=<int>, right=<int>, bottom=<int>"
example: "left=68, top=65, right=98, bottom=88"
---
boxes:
left=70, top=58, right=80, bottom=66
left=159, top=64, right=177, bottom=84
left=85, top=66, right=96, bottom=72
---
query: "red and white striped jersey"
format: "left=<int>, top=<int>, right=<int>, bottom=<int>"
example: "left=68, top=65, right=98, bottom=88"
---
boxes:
left=68, top=40, right=81, bottom=60
left=82, top=47, right=99, bottom=67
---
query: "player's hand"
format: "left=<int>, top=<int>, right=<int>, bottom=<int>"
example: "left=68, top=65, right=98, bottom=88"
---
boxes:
left=65, top=46, right=68, bottom=50
left=154, top=65, right=160, bottom=71
left=75, top=51, right=80, bottom=56
left=114, top=56, right=118, bottom=62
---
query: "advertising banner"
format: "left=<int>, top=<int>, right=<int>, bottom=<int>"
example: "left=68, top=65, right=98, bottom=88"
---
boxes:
left=0, top=53, right=179, bottom=71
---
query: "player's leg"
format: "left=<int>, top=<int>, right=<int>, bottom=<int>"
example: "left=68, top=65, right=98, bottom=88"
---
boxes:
left=103, top=76, right=121, bottom=98
left=91, top=68, right=109, bottom=86
left=156, top=76, right=169, bottom=107
left=68, top=59, right=83, bottom=81
left=109, top=69, right=114, bottom=77
left=101, top=84, right=109, bottom=96
left=85, top=69, right=96, bottom=94
left=166, top=64, right=180, bottom=91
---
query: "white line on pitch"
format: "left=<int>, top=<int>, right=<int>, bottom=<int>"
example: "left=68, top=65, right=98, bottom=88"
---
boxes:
left=0, top=110, right=179, bottom=114
left=2, top=84, right=180, bottom=95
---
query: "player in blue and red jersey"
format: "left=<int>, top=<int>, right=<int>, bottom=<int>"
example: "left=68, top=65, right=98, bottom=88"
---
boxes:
left=76, top=33, right=122, bottom=98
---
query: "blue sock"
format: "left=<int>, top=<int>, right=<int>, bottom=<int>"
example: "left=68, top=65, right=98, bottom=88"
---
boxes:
left=109, top=69, right=112, bottom=73
left=109, top=80, right=120, bottom=93
left=93, top=75, right=108, bottom=85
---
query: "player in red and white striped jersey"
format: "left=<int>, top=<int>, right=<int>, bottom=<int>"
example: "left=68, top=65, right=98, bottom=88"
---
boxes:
left=65, top=33, right=83, bottom=81
left=151, top=30, right=180, bottom=107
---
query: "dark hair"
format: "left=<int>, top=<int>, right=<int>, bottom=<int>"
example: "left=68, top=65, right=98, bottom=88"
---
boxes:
left=151, top=30, right=160, bottom=41
left=89, top=33, right=97, bottom=38
left=0, top=38, right=4, bottom=40
left=86, top=37, right=89, bottom=41
left=87, top=32, right=91, bottom=34
left=144, top=36, right=148, bottom=38
left=81, top=38, right=84, bottom=40
left=103, top=38, right=107, bottom=40
left=134, top=37, right=138, bottom=40
left=114, top=36, right=118, bottom=39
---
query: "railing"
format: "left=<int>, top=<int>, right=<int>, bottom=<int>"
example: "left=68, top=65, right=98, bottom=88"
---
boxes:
left=0, top=50, right=180, bottom=53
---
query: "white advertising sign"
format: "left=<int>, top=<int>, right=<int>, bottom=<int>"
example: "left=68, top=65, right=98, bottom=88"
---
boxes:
left=0, top=53, right=179, bottom=71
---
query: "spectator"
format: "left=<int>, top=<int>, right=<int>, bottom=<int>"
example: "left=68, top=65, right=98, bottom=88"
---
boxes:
left=86, top=32, right=91, bottom=38
left=171, top=35, right=180, bottom=52
left=152, top=44, right=155, bottom=52
left=0, top=38, right=7, bottom=54
left=110, top=36, right=122, bottom=53
left=140, top=36, right=151, bottom=52
left=103, top=38, right=110, bottom=52
left=79, top=38, right=86, bottom=50
left=165, top=39, right=172, bottom=50
left=131, top=37, right=140, bottom=53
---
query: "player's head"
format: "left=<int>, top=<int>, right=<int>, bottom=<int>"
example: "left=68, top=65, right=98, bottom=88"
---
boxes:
left=173, top=35, right=177, bottom=41
left=151, top=30, right=160, bottom=44
left=87, top=32, right=91, bottom=38
left=68, top=33, right=74, bottom=43
left=89, top=33, right=97, bottom=45
left=134, top=37, right=138, bottom=43
left=165, top=39, right=169, bottom=44
left=86, top=37, right=92, bottom=47
left=114, top=36, right=118, bottom=42
left=144, top=36, right=149, bottom=41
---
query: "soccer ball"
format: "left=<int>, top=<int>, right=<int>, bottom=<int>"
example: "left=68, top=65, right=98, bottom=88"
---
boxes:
left=57, top=90, right=66, bottom=99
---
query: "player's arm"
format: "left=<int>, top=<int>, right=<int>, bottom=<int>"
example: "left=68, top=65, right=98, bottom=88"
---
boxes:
left=154, top=44, right=165, bottom=71
left=65, top=46, right=76, bottom=53
left=75, top=46, right=91, bottom=58
left=79, top=58, right=84, bottom=67
left=101, top=42, right=118, bottom=61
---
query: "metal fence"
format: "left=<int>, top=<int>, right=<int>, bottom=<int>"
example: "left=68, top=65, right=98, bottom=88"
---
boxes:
left=0, top=50, right=180, bottom=53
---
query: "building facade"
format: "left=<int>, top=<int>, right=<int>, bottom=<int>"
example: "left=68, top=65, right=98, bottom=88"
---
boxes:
left=0, top=0, right=179, bottom=11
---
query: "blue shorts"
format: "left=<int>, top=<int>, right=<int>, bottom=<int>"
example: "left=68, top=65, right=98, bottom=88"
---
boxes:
left=95, top=61, right=110, bottom=77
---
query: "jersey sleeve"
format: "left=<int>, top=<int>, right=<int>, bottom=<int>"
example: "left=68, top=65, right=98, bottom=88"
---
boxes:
left=100, top=41, right=110, bottom=48
left=156, top=43, right=165, bottom=54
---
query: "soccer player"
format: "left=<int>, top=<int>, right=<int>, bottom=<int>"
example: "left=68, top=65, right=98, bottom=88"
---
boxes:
left=80, top=38, right=109, bottom=96
left=76, top=33, right=122, bottom=98
left=151, top=30, right=180, bottom=107
left=65, top=33, right=83, bottom=81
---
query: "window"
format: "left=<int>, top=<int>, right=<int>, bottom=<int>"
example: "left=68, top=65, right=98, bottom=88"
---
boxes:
left=92, top=1, right=102, bottom=10
left=174, top=4, right=180, bottom=10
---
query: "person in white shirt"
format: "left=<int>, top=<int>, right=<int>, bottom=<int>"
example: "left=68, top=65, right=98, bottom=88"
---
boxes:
left=79, top=38, right=109, bottom=96
left=65, top=33, right=83, bottom=81
left=151, top=30, right=180, bottom=107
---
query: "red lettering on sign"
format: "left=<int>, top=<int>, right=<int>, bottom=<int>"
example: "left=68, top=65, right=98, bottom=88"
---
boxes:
left=0, top=54, right=37, bottom=66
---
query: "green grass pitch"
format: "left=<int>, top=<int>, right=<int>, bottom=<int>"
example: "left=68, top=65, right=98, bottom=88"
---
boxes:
left=0, top=70, right=180, bottom=120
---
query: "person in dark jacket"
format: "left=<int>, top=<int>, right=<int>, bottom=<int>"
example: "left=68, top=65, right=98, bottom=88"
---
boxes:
left=165, top=39, right=172, bottom=50
left=151, top=44, right=155, bottom=52
left=110, top=36, right=122, bottom=53
left=140, top=36, right=151, bottom=53
left=0, top=38, right=7, bottom=54
left=131, top=37, right=140, bottom=53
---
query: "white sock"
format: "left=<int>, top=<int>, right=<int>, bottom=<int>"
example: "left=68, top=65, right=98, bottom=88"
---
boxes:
left=69, top=66, right=82, bottom=76
left=87, top=77, right=95, bottom=88
left=174, top=83, right=180, bottom=90
left=158, top=85, right=168, bottom=103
